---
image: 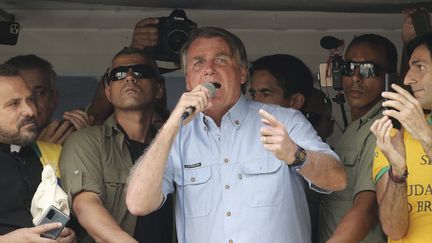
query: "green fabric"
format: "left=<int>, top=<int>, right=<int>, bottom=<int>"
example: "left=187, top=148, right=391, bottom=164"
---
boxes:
left=374, top=164, right=390, bottom=182
left=319, top=101, right=386, bottom=243
left=59, top=115, right=136, bottom=243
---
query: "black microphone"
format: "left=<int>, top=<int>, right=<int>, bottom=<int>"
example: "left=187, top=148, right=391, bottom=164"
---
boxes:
left=181, top=82, right=217, bottom=120
left=320, top=36, right=343, bottom=50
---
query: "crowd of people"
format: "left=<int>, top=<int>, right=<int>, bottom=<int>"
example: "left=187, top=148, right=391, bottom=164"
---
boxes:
left=0, top=7, right=431, bottom=243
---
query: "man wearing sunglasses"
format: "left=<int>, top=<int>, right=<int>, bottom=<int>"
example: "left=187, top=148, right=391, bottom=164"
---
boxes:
left=319, top=34, right=397, bottom=243
left=59, top=47, right=174, bottom=243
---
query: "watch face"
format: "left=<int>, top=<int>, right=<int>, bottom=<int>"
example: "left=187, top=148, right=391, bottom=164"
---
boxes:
left=292, top=146, right=306, bottom=168
left=298, top=149, right=306, bottom=161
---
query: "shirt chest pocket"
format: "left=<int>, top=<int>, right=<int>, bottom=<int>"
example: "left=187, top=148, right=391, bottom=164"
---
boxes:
left=240, top=158, right=284, bottom=207
left=103, top=170, right=128, bottom=217
left=340, top=150, right=359, bottom=167
left=339, top=150, right=360, bottom=192
left=174, top=166, right=214, bottom=218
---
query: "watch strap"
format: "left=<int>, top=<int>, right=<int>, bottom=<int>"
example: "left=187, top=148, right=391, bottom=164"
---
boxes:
left=290, top=145, right=307, bottom=170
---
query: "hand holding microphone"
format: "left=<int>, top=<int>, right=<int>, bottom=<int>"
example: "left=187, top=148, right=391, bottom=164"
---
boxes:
left=181, top=82, right=218, bottom=120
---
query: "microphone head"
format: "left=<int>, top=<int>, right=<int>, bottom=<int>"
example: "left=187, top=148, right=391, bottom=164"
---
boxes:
left=320, top=36, right=343, bottom=50
left=202, top=82, right=218, bottom=98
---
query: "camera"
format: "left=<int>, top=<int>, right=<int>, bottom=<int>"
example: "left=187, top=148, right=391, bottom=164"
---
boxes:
left=0, top=21, right=20, bottom=45
left=152, top=9, right=197, bottom=63
left=319, top=36, right=344, bottom=90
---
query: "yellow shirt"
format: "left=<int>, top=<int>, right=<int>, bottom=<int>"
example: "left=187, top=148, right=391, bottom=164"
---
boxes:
left=373, top=129, right=432, bottom=243
left=33, top=141, right=62, bottom=178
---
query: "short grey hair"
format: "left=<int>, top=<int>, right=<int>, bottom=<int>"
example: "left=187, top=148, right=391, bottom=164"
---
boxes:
left=5, top=54, right=57, bottom=89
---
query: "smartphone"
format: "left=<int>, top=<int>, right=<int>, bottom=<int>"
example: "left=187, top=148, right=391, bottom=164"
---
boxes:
left=384, top=73, right=402, bottom=130
left=36, top=205, right=70, bottom=240
left=0, top=21, right=19, bottom=45
left=412, top=10, right=431, bottom=36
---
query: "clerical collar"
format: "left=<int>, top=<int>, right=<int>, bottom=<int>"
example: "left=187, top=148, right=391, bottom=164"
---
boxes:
left=0, top=143, right=22, bottom=153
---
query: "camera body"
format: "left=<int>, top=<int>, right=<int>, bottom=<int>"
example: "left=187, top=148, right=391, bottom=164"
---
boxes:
left=0, top=21, right=20, bottom=45
left=152, top=9, right=197, bottom=63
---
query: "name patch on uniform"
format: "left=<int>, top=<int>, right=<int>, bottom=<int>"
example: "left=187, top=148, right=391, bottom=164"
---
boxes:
left=184, top=163, right=201, bottom=168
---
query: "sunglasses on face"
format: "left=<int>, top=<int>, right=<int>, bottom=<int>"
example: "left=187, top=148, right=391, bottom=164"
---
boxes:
left=108, top=64, right=158, bottom=83
left=341, top=61, right=382, bottom=79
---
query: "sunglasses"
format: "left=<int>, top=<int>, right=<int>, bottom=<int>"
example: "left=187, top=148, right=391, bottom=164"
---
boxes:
left=341, top=61, right=382, bottom=79
left=108, top=64, right=158, bottom=83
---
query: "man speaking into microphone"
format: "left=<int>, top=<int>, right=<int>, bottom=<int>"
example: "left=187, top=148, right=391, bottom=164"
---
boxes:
left=126, top=27, right=346, bottom=243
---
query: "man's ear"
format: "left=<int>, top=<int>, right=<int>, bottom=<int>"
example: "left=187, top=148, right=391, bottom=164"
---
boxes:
left=155, top=83, right=164, bottom=100
left=104, top=84, right=112, bottom=103
left=240, top=66, right=247, bottom=84
left=288, top=93, right=305, bottom=110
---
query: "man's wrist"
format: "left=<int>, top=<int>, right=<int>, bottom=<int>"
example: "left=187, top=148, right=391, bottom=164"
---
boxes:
left=388, top=166, right=408, bottom=183
left=289, top=145, right=307, bottom=170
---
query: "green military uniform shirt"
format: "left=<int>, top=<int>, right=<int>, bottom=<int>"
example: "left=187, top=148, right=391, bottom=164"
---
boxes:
left=60, top=115, right=137, bottom=242
left=319, top=101, right=386, bottom=243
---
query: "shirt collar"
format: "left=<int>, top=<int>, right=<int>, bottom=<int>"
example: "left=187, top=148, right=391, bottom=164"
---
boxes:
left=0, top=143, right=22, bottom=153
left=103, top=114, right=123, bottom=137
left=201, top=95, right=248, bottom=130
left=358, top=99, right=384, bottom=128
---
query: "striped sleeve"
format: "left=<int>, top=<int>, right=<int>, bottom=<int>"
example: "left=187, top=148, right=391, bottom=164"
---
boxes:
left=372, top=146, right=391, bottom=183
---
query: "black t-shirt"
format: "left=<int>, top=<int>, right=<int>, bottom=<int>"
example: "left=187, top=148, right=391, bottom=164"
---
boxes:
left=0, top=143, right=42, bottom=235
left=122, top=129, right=175, bottom=243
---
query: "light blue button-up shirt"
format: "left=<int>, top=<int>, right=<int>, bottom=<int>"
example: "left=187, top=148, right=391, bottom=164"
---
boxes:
left=162, top=95, right=339, bottom=243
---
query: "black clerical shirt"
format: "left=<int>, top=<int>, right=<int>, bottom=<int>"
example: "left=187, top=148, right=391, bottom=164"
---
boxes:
left=0, top=143, right=42, bottom=235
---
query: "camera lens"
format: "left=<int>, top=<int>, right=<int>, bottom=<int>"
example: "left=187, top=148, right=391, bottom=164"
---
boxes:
left=167, top=29, right=189, bottom=53
left=46, top=209, right=56, bottom=220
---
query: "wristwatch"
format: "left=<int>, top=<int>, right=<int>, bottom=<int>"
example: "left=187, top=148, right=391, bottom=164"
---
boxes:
left=290, top=145, right=307, bottom=170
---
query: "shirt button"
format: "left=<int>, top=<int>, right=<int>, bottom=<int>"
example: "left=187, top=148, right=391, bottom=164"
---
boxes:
left=226, top=211, right=231, bottom=216
left=204, top=126, right=207, bottom=131
left=224, top=158, right=229, bottom=163
left=229, top=240, right=233, bottom=243
left=225, top=185, right=230, bottom=189
left=235, top=120, right=239, bottom=125
left=238, top=173, right=243, bottom=180
left=191, top=177, right=196, bottom=182
left=74, top=170, right=80, bottom=175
